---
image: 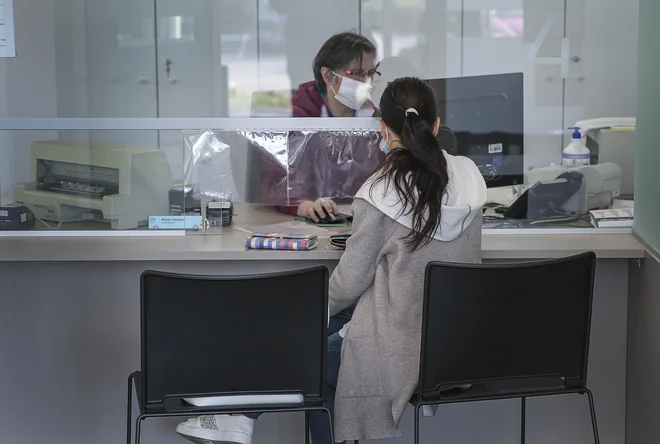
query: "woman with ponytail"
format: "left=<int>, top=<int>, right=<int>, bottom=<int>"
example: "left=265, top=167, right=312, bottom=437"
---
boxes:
left=327, top=77, right=487, bottom=442
left=175, top=78, right=486, bottom=444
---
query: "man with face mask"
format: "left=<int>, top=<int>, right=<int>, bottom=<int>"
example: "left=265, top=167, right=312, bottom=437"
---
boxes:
left=261, top=32, right=383, bottom=221
left=293, top=32, right=379, bottom=118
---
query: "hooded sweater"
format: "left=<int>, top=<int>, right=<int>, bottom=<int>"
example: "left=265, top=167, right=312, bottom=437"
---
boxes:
left=328, top=151, right=487, bottom=441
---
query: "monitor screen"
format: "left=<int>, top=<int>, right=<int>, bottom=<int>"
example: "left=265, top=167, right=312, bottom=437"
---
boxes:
left=426, top=73, right=524, bottom=188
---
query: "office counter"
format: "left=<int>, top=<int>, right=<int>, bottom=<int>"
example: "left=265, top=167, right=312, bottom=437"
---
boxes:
left=0, top=230, right=645, bottom=262
left=0, top=203, right=646, bottom=261
left=0, top=206, right=642, bottom=444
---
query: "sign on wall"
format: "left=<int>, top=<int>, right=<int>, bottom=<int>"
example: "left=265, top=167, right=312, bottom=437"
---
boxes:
left=0, top=0, right=15, bottom=58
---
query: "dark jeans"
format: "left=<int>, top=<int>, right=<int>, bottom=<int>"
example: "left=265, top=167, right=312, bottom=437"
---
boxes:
left=245, top=305, right=355, bottom=444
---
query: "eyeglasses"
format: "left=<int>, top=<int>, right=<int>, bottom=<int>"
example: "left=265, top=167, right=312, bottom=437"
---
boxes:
left=341, top=64, right=382, bottom=82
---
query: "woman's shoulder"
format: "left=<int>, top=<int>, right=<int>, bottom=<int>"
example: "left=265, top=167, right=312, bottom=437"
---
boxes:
left=351, top=196, right=387, bottom=219
left=354, top=175, right=390, bottom=208
left=353, top=177, right=407, bottom=229
left=350, top=197, right=394, bottom=227
left=443, top=152, right=487, bottom=194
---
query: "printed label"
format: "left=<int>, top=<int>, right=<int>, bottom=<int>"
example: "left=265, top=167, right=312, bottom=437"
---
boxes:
left=488, top=143, right=503, bottom=154
left=562, top=153, right=590, bottom=166
left=149, top=215, right=203, bottom=230
left=562, top=153, right=590, bottom=159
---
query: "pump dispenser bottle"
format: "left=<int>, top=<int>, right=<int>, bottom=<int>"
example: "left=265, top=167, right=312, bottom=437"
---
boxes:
left=562, top=126, right=590, bottom=166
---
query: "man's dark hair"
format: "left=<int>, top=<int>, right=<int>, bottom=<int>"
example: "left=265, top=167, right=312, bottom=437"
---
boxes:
left=313, top=32, right=377, bottom=94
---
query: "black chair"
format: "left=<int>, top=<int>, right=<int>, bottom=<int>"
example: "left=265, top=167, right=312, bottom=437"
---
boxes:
left=126, top=266, right=332, bottom=444
left=411, top=252, right=599, bottom=444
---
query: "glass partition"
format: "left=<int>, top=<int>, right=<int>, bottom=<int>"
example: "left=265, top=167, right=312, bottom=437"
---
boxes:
left=0, top=117, right=638, bottom=234
left=633, top=0, right=659, bottom=251
left=0, top=0, right=640, bottom=234
left=0, top=129, right=184, bottom=232
left=179, top=124, right=634, bottom=232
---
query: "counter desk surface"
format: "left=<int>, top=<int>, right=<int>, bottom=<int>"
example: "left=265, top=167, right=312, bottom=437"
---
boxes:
left=0, top=204, right=645, bottom=262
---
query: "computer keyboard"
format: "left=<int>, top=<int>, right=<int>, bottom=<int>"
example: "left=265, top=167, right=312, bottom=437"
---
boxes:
left=482, top=217, right=524, bottom=229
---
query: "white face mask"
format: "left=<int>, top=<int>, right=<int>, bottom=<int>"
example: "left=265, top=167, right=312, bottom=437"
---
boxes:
left=330, top=72, right=373, bottom=111
left=379, top=126, right=390, bottom=154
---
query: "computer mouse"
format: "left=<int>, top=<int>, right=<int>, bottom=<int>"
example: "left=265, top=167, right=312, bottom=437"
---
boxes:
left=312, top=208, right=346, bottom=224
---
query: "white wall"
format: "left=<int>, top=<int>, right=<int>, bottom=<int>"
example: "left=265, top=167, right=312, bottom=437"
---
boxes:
left=54, top=0, right=89, bottom=119
left=0, top=0, right=58, bottom=201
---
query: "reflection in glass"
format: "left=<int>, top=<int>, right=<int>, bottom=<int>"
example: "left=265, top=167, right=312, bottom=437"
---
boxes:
left=487, top=9, right=524, bottom=38
left=116, top=17, right=154, bottom=48
left=160, top=15, right=196, bottom=42
left=14, top=139, right=173, bottom=230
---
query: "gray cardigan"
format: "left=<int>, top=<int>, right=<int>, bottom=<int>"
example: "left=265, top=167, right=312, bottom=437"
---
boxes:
left=328, top=153, right=486, bottom=441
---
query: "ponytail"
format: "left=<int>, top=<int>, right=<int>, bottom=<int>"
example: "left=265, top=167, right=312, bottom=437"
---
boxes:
left=370, top=80, right=450, bottom=251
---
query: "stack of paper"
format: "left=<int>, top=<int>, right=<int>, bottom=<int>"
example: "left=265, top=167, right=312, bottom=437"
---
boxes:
left=589, top=208, right=634, bottom=228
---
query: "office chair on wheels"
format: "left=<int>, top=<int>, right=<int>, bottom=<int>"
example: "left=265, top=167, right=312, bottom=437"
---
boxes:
left=126, top=266, right=333, bottom=444
left=411, top=252, right=599, bottom=444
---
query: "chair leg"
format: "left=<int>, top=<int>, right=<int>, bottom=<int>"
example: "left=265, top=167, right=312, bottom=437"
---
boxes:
left=135, top=415, right=144, bottom=444
left=414, top=405, right=421, bottom=444
left=585, top=389, right=601, bottom=444
left=520, top=397, right=526, bottom=444
left=304, top=411, right=310, bottom=444
left=322, top=407, right=335, bottom=444
left=127, top=373, right=135, bottom=444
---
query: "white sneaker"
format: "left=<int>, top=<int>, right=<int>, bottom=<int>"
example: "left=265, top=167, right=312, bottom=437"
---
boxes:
left=175, top=415, right=255, bottom=444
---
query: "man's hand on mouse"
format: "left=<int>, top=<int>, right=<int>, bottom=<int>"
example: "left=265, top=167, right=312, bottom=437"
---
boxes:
left=297, top=198, right=338, bottom=222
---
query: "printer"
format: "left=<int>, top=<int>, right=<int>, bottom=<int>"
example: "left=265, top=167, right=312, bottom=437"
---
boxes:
left=585, top=128, right=636, bottom=198
left=14, top=140, right=173, bottom=230
left=525, top=163, right=623, bottom=216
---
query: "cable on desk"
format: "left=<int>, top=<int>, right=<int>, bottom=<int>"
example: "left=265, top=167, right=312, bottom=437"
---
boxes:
left=35, top=216, right=54, bottom=230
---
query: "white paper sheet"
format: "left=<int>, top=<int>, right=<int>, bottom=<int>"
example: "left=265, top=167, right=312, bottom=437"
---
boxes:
left=0, top=0, right=15, bottom=58
left=185, top=394, right=304, bottom=408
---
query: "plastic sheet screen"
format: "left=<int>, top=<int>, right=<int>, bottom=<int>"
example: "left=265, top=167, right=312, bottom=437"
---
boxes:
left=183, top=130, right=384, bottom=207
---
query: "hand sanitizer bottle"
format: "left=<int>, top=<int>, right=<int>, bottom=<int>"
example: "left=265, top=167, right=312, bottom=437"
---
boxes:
left=562, top=126, right=590, bottom=166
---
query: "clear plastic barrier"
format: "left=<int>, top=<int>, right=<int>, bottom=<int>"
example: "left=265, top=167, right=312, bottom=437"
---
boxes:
left=183, top=129, right=383, bottom=207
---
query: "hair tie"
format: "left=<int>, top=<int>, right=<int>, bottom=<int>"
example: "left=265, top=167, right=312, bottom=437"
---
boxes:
left=405, top=108, right=418, bottom=116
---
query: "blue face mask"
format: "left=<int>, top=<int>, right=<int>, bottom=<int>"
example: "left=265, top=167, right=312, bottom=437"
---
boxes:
left=379, top=126, right=390, bottom=154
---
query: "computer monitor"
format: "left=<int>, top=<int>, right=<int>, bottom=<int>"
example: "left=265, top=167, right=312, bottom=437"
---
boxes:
left=426, top=73, right=524, bottom=188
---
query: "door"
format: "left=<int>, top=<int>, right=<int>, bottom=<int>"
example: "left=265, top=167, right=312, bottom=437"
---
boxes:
left=156, top=0, right=259, bottom=180
left=85, top=0, right=159, bottom=149
left=562, top=0, right=639, bottom=145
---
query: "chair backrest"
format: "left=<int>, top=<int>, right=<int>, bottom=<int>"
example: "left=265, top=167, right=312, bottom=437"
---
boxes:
left=419, top=252, right=596, bottom=399
left=140, top=266, right=328, bottom=409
